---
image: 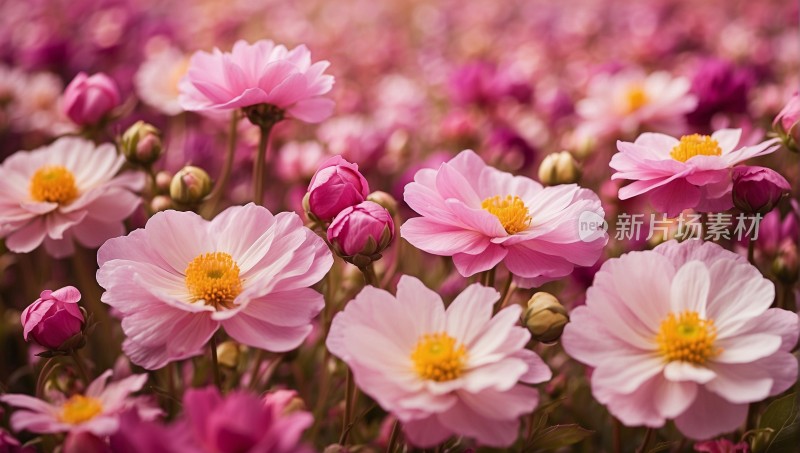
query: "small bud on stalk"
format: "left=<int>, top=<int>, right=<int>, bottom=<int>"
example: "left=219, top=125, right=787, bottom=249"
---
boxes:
left=538, top=151, right=581, bottom=186
left=773, top=93, right=800, bottom=153
left=170, top=166, right=212, bottom=205
left=306, top=156, right=370, bottom=224
left=731, top=166, right=790, bottom=215
left=522, top=292, right=569, bottom=343
left=120, top=121, right=163, bottom=166
left=327, top=201, right=394, bottom=268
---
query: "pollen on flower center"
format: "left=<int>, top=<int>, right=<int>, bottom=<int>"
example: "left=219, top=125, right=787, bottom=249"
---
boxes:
left=625, top=85, right=648, bottom=112
left=656, top=310, right=721, bottom=365
left=410, top=332, right=467, bottom=382
left=59, top=395, right=103, bottom=425
left=481, top=195, right=532, bottom=235
left=29, top=165, right=78, bottom=204
left=185, top=252, right=242, bottom=310
left=670, top=134, right=722, bottom=162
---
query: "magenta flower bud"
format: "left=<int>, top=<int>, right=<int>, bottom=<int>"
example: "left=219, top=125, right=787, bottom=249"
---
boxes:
left=774, top=93, right=800, bottom=152
left=731, top=166, right=791, bottom=214
left=306, top=156, right=369, bottom=223
left=20, top=286, right=84, bottom=350
left=64, top=432, right=111, bottom=453
left=62, top=72, right=121, bottom=126
left=327, top=201, right=394, bottom=266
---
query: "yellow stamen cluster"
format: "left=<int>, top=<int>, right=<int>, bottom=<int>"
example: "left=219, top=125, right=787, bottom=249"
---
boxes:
left=410, top=332, right=467, bottom=382
left=185, top=252, right=242, bottom=310
left=59, top=395, right=103, bottom=425
left=29, top=165, right=78, bottom=204
left=481, top=195, right=532, bottom=235
left=670, top=134, right=722, bottom=162
left=625, top=86, right=649, bottom=112
left=656, top=311, right=721, bottom=365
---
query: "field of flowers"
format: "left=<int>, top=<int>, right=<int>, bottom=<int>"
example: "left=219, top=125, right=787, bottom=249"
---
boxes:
left=0, top=0, right=798, bottom=451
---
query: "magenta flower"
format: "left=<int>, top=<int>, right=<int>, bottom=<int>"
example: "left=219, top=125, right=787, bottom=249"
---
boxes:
left=0, top=370, right=160, bottom=437
left=0, top=137, right=144, bottom=258
left=610, top=129, right=780, bottom=216
left=401, top=150, right=606, bottom=288
left=21, top=286, right=83, bottom=350
left=327, top=276, right=551, bottom=447
left=109, top=410, right=191, bottom=453
left=731, top=166, right=790, bottom=214
left=306, top=155, right=369, bottom=222
left=97, top=203, right=332, bottom=370
left=694, top=438, right=750, bottom=453
left=178, top=39, right=334, bottom=123
left=562, top=240, right=798, bottom=440
left=182, top=386, right=314, bottom=453
left=327, top=201, right=394, bottom=259
left=62, top=72, right=121, bottom=126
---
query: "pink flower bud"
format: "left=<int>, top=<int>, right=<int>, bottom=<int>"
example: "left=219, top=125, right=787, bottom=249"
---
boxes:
left=731, top=166, right=791, bottom=214
left=62, top=72, right=121, bottom=126
left=64, top=432, right=111, bottom=453
left=20, top=286, right=84, bottom=350
left=327, top=201, right=394, bottom=264
left=774, top=93, right=800, bottom=134
left=306, top=156, right=369, bottom=222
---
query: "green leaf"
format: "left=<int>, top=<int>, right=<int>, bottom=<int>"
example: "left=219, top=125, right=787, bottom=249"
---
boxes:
left=647, top=441, right=677, bottom=453
left=527, top=424, right=593, bottom=451
left=755, top=392, right=799, bottom=453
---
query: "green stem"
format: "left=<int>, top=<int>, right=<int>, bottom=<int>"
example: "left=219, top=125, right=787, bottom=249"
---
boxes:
left=204, top=111, right=239, bottom=215
left=498, top=273, right=513, bottom=304
left=209, top=335, right=221, bottom=389
left=386, top=419, right=401, bottom=453
left=612, top=418, right=622, bottom=453
left=36, top=358, right=58, bottom=397
left=362, top=263, right=380, bottom=287
left=252, top=123, right=274, bottom=206
left=635, top=428, right=653, bottom=453
left=339, top=367, right=357, bottom=445
left=70, top=349, right=90, bottom=384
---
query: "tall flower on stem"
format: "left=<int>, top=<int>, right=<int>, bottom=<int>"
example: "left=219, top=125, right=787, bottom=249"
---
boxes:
left=96, top=203, right=332, bottom=371
left=561, top=240, right=798, bottom=440
left=179, top=39, right=334, bottom=205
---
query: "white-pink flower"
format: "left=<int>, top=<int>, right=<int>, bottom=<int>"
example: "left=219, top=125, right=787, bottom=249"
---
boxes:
left=561, top=240, right=799, bottom=440
left=401, top=150, right=607, bottom=288
left=134, top=46, right=189, bottom=116
left=326, top=276, right=552, bottom=447
left=97, top=203, right=332, bottom=370
left=178, top=39, right=334, bottom=123
left=0, top=137, right=144, bottom=258
left=576, top=70, right=697, bottom=137
left=0, top=370, right=160, bottom=436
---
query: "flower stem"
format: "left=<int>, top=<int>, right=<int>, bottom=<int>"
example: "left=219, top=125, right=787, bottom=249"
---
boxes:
left=386, top=419, right=401, bottom=453
left=70, top=349, right=90, bottom=384
left=209, top=335, right=221, bottom=389
left=36, top=358, right=57, bottom=397
left=252, top=123, right=274, bottom=206
left=361, top=263, right=380, bottom=287
left=635, top=427, right=653, bottom=453
left=339, top=367, right=358, bottom=445
left=747, top=239, right=756, bottom=265
left=203, top=111, right=239, bottom=216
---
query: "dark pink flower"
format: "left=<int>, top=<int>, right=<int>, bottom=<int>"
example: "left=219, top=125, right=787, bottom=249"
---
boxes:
left=63, top=432, right=111, bottom=453
left=306, top=156, right=369, bottom=222
left=62, top=72, right=120, bottom=126
left=731, top=166, right=790, bottom=214
left=694, top=438, right=749, bottom=453
left=327, top=201, right=394, bottom=259
left=20, top=286, right=84, bottom=349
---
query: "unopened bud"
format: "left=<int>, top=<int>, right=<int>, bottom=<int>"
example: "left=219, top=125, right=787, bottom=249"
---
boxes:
left=538, top=151, right=581, bottom=186
left=366, top=191, right=398, bottom=217
left=170, top=166, right=211, bottom=205
left=522, top=292, right=569, bottom=343
left=772, top=240, right=799, bottom=284
left=327, top=201, right=395, bottom=268
left=150, top=195, right=172, bottom=213
left=215, top=340, right=241, bottom=368
left=155, top=171, right=172, bottom=192
left=120, top=121, right=163, bottom=166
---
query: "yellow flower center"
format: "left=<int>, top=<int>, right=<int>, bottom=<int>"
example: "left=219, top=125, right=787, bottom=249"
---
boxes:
left=656, top=311, right=721, bottom=365
left=670, top=134, right=723, bottom=162
left=625, top=85, right=649, bottom=112
left=410, top=332, right=467, bottom=382
left=59, top=395, right=103, bottom=425
left=481, top=195, right=532, bottom=235
left=29, top=165, right=78, bottom=204
left=185, top=252, right=242, bottom=310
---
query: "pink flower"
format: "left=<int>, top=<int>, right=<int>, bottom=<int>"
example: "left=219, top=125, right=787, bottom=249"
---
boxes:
left=401, top=150, right=607, bottom=288
left=305, top=155, right=369, bottom=222
left=610, top=129, right=780, bottom=216
left=0, top=428, right=34, bottom=453
left=577, top=70, right=697, bottom=137
left=96, top=203, right=332, bottom=370
left=0, top=137, right=145, bottom=258
left=694, top=438, right=750, bottom=453
left=134, top=46, right=189, bottom=116
left=731, top=166, right=790, bottom=214
left=0, top=370, right=160, bottom=436
left=561, top=240, right=799, bottom=440
left=182, top=386, right=314, bottom=453
left=327, top=201, right=394, bottom=259
left=773, top=93, right=800, bottom=137
left=63, top=432, right=111, bottom=453
left=326, top=276, right=552, bottom=447
left=178, top=39, right=334, bottom=123
left=21, top=286, right=84, bottom=350
left=109, top=410, right=191, bottom=453
left=62, top=72, right=121, bottom=126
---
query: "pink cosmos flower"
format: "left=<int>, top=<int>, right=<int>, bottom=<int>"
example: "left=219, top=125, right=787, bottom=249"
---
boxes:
left=178, top=39, right=334, bottom=123
left=610, top=129, right=780, bottom=216
left=577, top=70, right=697, bottom=137
left=96, top=203, right=332, bottom=370
left=134, top=46, right=189, bottom=116
left=21, top=286, right=84, bottom=350
left=0, top=137, right=144, bottom=258
left=0, top=370, right=160, bottom=436
left=561, top=240, right=799, bottom=440
left=401, top=150, right=607, bottom=288
left=326, top=275, right=552, bottom=447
